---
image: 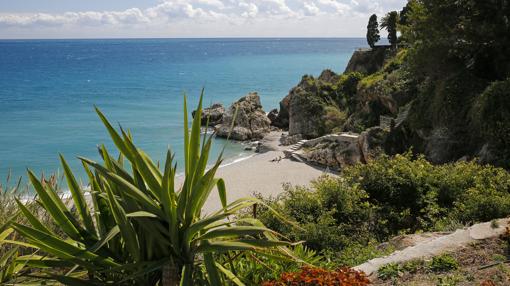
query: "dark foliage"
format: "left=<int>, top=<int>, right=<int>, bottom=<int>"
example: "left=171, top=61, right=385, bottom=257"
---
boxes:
left=366, top=14, right=380, bottom=48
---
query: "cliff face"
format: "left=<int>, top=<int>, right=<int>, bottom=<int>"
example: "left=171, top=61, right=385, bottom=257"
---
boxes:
left=344, top=46, right=394, bottom=75
left=276, top=45, right=509, bottom=168
left=272, top=70, right=360, bottom=140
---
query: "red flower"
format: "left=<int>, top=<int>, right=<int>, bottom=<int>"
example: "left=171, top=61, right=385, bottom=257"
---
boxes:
left=262, top=266, right=371, bottom=286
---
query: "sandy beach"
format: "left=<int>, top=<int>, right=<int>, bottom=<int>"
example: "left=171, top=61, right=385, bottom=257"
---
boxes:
left=176, top=132, right=336, bottom=214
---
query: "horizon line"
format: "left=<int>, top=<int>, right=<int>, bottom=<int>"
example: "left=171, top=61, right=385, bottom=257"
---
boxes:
left=0, top=36, right=366, bottom=41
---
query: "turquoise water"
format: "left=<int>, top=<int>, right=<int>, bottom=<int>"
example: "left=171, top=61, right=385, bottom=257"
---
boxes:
left=0, top=38, right=365, bottom=183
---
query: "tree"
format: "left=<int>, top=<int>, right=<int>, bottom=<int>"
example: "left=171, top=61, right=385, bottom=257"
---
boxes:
left=404, top=0, right=510, bottom=80
left=381, top=11, right=399, bottom=48
left=366, top=14, right=380, bottom=48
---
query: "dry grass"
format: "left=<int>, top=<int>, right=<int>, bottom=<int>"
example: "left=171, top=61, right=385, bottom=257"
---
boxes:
left=372, top=237, right=510, bottom=285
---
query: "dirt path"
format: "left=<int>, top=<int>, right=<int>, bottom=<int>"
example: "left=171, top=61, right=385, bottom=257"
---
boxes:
left=354, top=218, right=510, bottom=276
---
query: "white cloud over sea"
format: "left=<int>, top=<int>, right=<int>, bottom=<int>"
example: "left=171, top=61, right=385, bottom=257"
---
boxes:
left=0, top=0, right=407, bottom=38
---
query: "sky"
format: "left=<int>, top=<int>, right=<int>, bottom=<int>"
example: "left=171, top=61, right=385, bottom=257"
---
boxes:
left=0, top=0, right=407, bottom=39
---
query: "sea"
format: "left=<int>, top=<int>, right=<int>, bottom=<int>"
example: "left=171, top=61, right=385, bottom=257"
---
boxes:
left=0, top=38, right=366, bottom=185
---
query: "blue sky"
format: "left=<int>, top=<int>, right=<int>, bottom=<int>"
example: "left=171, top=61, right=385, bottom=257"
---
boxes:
left=0, top=0, right=407, bottom=39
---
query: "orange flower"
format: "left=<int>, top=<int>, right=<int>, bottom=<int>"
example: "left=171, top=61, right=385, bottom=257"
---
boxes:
left=262, top=266, right=371, bottom=286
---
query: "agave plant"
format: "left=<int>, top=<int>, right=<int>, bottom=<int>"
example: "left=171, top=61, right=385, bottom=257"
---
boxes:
left=10, top=93, right=295, bottom=285
left=0, top=227, right=24, bottom=284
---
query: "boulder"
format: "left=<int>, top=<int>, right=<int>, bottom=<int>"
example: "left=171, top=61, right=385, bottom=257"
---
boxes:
left=280, top=133, right=304, bottom=146
left=300, top=134, right=362, bottom=169
left=192, top=103, right=225, bottom=127
left=358, top=127, right=389, bottom=163
left=267, top=109, right=279, bottom=125
left=216, top=92, right=271, bottom=141
left=271, top=96, right=290, bottom=129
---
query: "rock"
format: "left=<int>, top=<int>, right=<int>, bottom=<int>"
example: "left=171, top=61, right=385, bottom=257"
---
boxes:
left=280, top=133, right=303, bottom=146
left=344, top=46, right=393, bottom=75
left=192, top=103, right=225, bottom=127
left=287, top=76, right=326, bottom=138
left=267, top=109, right=279, bottom=125
left=296, top=129, right=390, bottom=169
left=255, top=142, right=271, bottom=153
left=317, top=69, right=338, bottom=83
left=358, top=127, right=389, bottom=163
left=300, top=134, right=362, bottom=169
left=277, top=95, right=290, bottom=126
left=216, top=92, right=271, bottom=141
left=271, top=97, right=290, bottom=129
left=244, top=146, right=255, bottom=151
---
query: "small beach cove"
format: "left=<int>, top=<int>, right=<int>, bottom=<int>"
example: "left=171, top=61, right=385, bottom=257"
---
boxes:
left=176, top=131, right=336, bottom=213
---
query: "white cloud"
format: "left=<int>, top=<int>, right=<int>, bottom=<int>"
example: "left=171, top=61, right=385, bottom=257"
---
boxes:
left=0, top=8, right=149, bottom=27
left=0, top=0, right=407, bottom=37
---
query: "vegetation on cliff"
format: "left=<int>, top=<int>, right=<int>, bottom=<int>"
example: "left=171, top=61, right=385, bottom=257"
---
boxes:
left=283, top=0, right=509, bottom=168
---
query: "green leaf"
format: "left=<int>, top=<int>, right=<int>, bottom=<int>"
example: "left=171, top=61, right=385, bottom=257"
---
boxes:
left=215, top=262, right=245, bottom=286
left=12, top=223, right=118, bottom=268
left=0, top=228, right=13, bottom=243
left=16, top=256, right=73, bottom=268
left=95, top=106, right=133, bottom=162
left=217, top=179, right=227, bottom=210
left=195, top=226, right=277, bottom=242
left=196, top=240, right=293, bottom=253
left=27, top=170, right=83, bottom=241
left=60, top=154, right=96, bottom=236
left=204, top=253, right=222, bottom=286
left=104, top=183, right=140, bottom=262
left=15, top=199, right=53, bottom=235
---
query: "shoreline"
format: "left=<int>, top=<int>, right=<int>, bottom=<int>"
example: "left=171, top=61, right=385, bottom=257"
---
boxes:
left=19, top=132, right=335, bottom=213
left=175, top=131, right=336, bottom=213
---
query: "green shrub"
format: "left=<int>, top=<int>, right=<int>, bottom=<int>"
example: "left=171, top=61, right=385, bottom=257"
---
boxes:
left=323, top=106, right=347, bottom=133
left=429, top=254, right=459, bottom=273
left=326, top=241, right=395, bottom=267
left=402, top=259, right=425, bottom=273
left=344, top=153, right=510, bottom=234
left=378, top=262, right=403, bottom=280
left=220, top=245, right=323, bottom=284
left=253, top=153, right=510, bottom=267
left=475, top=79, right=510, bottom=168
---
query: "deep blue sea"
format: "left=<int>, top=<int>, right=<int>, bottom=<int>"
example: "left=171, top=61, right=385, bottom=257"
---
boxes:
left=0, top=38, right=365, bottom=184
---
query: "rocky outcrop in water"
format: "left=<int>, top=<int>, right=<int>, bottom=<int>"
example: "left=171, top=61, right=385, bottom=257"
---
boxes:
left=193, top=103, right=225, bottom=127
left=216, top=92, right=271, bottom=141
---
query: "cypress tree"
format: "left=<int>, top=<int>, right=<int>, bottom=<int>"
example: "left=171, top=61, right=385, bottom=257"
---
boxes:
left=366, top=14, right=380, bottom=48
left=381, top=11, right=399, bottom=48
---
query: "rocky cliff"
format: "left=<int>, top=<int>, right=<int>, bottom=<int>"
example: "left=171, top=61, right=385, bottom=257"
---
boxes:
left=216, top=92, right=271, bottom=141
left=276, top=44, right=509, bottom=168
left=344, top=46, right=394, bottom=75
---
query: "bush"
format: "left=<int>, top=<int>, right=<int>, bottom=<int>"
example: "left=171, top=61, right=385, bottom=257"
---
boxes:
left=220, top=245, right=323, bottom=285
left=253, top=153, right=510, bottom=267
left=378, top=263, right=403, bottom=280
left=323, top=106, right=347, bottom=133
left=343, top=153, right=510, bottom=234
left=262, top=266, right=370, bottom=286
left=252, top=177, right=374, bottom=253
left=475, top=79, right=510, bottom=168
left=429, top=254, right=459, bottom=272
